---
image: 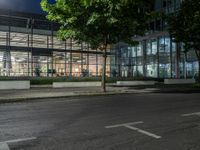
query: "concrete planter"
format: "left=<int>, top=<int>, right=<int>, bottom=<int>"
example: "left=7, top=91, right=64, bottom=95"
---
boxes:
left=164, top=79, right=196, bottom=84
left=53, top=82, right=101, bottom=88
left=0, top=81, right=30, bottom=90
left=116, top=81, right=157, bottom=86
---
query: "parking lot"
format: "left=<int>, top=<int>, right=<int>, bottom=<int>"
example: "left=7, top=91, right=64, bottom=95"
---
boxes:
left=0, top=93, right=200, bottom=150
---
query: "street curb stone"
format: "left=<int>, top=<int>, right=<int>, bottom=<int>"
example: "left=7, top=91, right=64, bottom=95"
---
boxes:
left=0, top=91, right=131, bottom=104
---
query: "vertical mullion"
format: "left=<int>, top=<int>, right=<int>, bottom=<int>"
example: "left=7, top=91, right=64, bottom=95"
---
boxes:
left=87, top=44, right=89, bottom=76
left=157, top=36, right=160, bottom=78
left=47, top=36, right=49, bottom=77
left=51, top=23, right=54, bottom=77
left=31, top=18, right=33, bottom=77
left=70, top=39, right=72, bottom=77
left=64, top=40, right=67, bottom=76
left=170, top=36, right=173, bottom=78
left=81, top=43, right=83, bottom=76
left=28, top=34, right=30, bottom=76
left=143, top=40, right=147, bottom=78
left=96, top=49, right=98, bottom=77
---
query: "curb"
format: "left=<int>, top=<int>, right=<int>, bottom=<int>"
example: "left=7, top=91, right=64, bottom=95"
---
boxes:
left=1, top=89, right=199, bottom=104
left=0, top=91, right=130, bottom=104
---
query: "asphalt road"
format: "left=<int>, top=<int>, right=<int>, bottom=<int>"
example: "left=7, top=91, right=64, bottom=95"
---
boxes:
left=0, top=93, right=200, bottom=150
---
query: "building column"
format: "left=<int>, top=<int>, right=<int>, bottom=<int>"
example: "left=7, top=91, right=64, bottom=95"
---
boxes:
left=87, top=44, right=89, bottom=76
left=4, top=33, right=11, bottom=76
left=135, top=46, right=138, bottom=77
left=170, top=36, right=173, bottom=78
left=143, top=41, right=147, bottom=78
left=51, top=23, right=54, bottom=77
left=184, top=52, right=187, bottom=78
left=128, top=47, right=133, bottom=77
left=3, top=21, right=12, bottom=76
left=96, top=49, right=98, bottom=77
left=176, top=43, right=181, bottom=78
left=157, top=37, right=160, bottom=78
left=31, top=18, right=34, bottom=77
left=64, top=40, right=67, bottom=76
left=47, top=36, right=49, bottom=77
left=81, top=43, right=83, bottom=76
left=27, top=34, right=30, bottom=76
left=69, top=39, right=72, bottom=77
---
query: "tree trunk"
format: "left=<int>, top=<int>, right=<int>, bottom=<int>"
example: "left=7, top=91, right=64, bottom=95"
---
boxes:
left=195, top=50, right=200, bottom=82
left=102, top=47, right=107, bottom=92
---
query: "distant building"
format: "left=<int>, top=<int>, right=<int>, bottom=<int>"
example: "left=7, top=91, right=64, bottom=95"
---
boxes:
left=112, top=0, right=199, bottom=79
left=0, top=9, right=112, bottom=77
left=0, top=0, right=198, bottom=79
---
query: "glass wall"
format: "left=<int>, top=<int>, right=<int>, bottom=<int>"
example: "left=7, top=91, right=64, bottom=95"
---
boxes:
left=146, top=39, right=158, bottom=78
left=10, top=32, right=28, bottom=47
left=158, top=36, right=171, bottom=78
left=0, top=31, right=7, bottom=45
left=0, top=10, right=199, bottom=79
left=114, top=35, right=199, bottom=79
left=0, top=12, right=112, bottom=78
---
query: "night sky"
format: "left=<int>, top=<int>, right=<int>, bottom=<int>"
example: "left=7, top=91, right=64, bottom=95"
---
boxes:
left=0, top=0, right=55, bottom=14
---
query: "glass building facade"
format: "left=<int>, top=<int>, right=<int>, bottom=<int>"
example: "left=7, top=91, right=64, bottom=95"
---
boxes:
left=0, top=0, right=199, bottom=79
left=0, top=10, right=112, bottom=77
left=111, top=0, right=199, bottom=79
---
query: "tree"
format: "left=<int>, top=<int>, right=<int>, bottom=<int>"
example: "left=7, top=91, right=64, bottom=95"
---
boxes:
left=168, top=0, right=200, bottom=81
left=41, top=0, right=154, bottom=92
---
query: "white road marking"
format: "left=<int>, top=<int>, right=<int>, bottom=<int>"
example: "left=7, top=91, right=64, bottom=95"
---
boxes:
left=182, top=112, right=200, bottom=117
left=4, top=137, right=37, bottom=144
left=0, top=143, right=9, bottom=150
left=124, top=125, right=162, bottom=139
left=105, top=121, right=161, bottom=139
left=105, top=121, right=144, bottom=128
left=0, top=137, right=37, bottom=150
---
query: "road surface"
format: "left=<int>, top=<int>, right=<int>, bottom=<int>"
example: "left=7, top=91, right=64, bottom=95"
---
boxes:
left=0, top=93, right=200, bottom=150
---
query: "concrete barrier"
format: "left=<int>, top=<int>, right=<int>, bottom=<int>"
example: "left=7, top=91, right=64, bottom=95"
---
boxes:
left=0, top=81, right=30, bottom=90
left=53, top=82, right=101, bottom=88
left=116, top=81, right=157, bottom=86
left=164, top=79, right=196, bottom=84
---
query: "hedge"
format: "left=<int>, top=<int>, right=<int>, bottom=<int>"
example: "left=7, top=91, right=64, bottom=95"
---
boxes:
left=0, top=76, right=163, bottom=85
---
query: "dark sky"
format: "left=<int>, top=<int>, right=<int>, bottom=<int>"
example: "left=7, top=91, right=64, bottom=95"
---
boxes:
left=0, top=0, right=55, bottom=14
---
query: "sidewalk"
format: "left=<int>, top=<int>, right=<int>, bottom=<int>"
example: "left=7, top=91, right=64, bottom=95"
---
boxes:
left=0, top=85, right=199, bottom=104
left=0, top=87, right=131, bottom=103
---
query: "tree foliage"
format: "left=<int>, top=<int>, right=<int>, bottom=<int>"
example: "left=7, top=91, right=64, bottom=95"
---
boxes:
left=41, top=0, right=154, bottom=48
left=41, top=0, right=154, bottom=91
left=168, top=0, right=200, bottom=80
left=168, top=0, right=200, bottom=56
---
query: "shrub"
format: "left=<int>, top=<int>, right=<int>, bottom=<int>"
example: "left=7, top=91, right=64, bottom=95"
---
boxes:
left=0, top=76, right=163, bottom=85
left=193, top=83, right=200, bottom=88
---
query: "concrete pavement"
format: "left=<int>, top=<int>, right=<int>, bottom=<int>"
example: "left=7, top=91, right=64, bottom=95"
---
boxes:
left=0, top=87, right=130, bottom=103
left=0, top=85, right=199, bottom=104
